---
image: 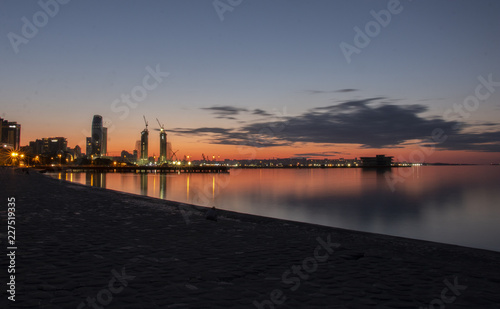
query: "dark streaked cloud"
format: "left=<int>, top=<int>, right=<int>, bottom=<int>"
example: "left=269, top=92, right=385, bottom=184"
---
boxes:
left=167, top=126, right=289, bottom=148
left=200, top=105, right=276, bottom=119
left=252, top=108, right=273, bottom=116
left=305, top=90, right=332, bottom=95
left=167, top=127, right=231, bottom=135
left=242, top=98, right=462, bottom=148
left=305, top=88, right=358, bottom=95
left=435, top=131, right=500, bottom=152
left=294, top=151, right=344, bottom=157
left=335, top=88, right=358, bottom=93
left=200, top=106, right=248, bottom=119
left=176, top=99, right=500, bottom=152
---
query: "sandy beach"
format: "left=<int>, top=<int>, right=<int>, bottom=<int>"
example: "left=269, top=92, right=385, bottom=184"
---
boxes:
left=1, top=167, right=500, bottom=308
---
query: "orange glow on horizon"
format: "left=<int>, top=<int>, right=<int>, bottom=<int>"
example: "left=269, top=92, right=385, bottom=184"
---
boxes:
left=20, top=128, right=500, bottom=164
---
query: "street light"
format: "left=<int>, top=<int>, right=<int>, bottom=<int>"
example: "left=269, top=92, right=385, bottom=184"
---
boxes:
left=10, top=152, right=18, bottom=166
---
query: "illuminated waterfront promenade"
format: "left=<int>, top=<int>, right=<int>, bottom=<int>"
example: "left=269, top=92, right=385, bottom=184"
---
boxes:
left=37, top=165, right=229, bottom=173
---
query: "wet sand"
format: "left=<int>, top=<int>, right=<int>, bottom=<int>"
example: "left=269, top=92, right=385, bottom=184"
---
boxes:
left=1, top=167, right=499, bottom=308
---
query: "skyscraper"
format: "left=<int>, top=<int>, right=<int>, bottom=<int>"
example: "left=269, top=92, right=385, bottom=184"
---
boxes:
left=88, top=115, right=107, bottom=158
left=140, top=129, right=148, bottom=164
left=159, top=130, right=166, bottom=164
left=91, top=115, right=103, bottom=156
left=155, top=118, right=167, bottom=164
left=0, top=118, right=21, bottom=150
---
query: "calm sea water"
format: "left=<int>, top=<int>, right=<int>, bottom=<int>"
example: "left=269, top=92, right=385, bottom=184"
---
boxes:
left=50, top=166, right=500, bottom=252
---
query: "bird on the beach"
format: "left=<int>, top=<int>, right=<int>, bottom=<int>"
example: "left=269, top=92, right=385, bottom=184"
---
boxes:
left=206, top=206, right=217, bottom=222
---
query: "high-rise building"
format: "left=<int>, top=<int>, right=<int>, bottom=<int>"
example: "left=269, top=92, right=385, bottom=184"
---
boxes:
left=0, top=118, right=21, bottom=150
left=91, top=115, right=103, bottom=156
left=89, top=115, right=107, bottom=158
left=29, top=140, right=43, bottom=155
left=28, top=137, right=67, bottom=155
left=47, top=137, right=67, bottom=153
left=159, top=130, right=167, bottom=164
left=140, top=129, right=148, bottom=164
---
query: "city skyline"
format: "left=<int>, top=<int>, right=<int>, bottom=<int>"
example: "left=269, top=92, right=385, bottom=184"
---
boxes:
left=1, top=1, right=500, bottom=163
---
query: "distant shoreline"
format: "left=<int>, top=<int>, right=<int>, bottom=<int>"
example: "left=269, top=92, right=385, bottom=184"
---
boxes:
left=26, top=163, right=497, bottom=176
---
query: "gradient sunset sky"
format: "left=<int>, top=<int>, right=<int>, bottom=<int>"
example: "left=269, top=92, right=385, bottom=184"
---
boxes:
left=1, top=0, right=499, bottom=163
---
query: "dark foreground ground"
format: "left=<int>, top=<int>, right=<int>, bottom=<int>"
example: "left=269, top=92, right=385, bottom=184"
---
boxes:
left=1, top=167, right=499, bottom=308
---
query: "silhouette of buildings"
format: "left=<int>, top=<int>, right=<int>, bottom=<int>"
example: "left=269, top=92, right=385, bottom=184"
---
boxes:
left=24, top=137, right=80, bottom=164
left=91, top=115, right=103, bottom=156
left=159, top=130, right=167, bottom=164
left=140, top=128, right=148, bottom=164
left=86, top=115, right=108, bottom=158
left=121, top=150, right=137, bottom=163
left=156, top=119, right=167, bottom=164
left=360, top=155, right=393, bottom=167
left=0, top=118, right=21, bottom=150
left=71, top=145, right=82, bottom=159
left=28, top=137, right=68, bottom=155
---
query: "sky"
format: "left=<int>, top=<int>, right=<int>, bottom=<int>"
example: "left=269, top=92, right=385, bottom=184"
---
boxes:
left=1, top=0, right=499, bottom=163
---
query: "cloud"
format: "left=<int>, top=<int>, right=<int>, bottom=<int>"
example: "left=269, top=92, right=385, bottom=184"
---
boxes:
left=305, top=88, right=358, bottom=94
left=200, top=106, right=248, bottom=119
left=334, top=88, right=358, bottom=93
left=293, top=151, right=344, bottom=157
left=200, top=105, right=276, bottom=119
left=173, top=98, right=500, bottom=152
left=242, top=98, right=463, bottom=148
left=434, top=131, right=500, bottom=152
left=167, top=127, right=231, bottom=135
left=167, top=126, right=289, bottom=148
left=252, top=108, right=273, bottom=116
left=305, top=90, right=330, bottom=95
